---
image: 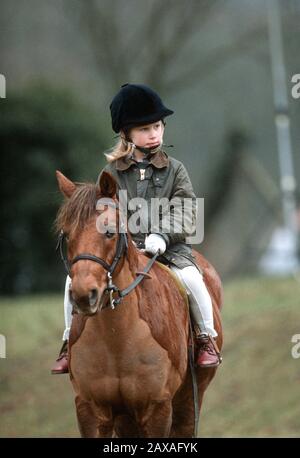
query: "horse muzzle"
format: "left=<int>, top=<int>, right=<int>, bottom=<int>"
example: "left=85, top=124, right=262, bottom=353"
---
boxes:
left=69, top=286, right=105, bottom=316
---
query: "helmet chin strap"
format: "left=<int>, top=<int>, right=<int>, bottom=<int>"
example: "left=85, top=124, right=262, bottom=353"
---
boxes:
left=134, top=142, right=162, bottom=156
left=121, top=120, right=173, bottom=157
left=123, top=137, right=163, bottom=157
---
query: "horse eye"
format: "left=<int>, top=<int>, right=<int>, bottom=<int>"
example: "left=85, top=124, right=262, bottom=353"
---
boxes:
left=105, top=230, right=115, bottom=239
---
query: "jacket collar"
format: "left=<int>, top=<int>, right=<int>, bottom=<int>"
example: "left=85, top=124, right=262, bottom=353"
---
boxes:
left=115, top=149, right=169, bottom=171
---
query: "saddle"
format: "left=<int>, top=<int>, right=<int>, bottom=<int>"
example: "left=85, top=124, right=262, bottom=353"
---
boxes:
left=156, top=261, right=189, bottom=307
left=136, top=258, right=189, bottom=308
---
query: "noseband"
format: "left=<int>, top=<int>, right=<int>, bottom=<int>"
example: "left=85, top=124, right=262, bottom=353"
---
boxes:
left=56, top=229, right=128, bottom=278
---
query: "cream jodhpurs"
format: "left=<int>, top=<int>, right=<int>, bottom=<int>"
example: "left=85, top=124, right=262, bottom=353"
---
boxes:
left=170, top=265, right=217, bottom=338
left=62, top=275, right=72, bottom=341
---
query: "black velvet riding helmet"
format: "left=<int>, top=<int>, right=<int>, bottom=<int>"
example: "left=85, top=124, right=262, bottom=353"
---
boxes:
left=110, top=83, right=174, bottom=133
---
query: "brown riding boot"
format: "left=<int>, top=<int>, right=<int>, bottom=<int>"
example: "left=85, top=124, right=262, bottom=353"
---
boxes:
left=51, top=340, right=69, bottom=374
left=196, top=334, right=222, bottom=368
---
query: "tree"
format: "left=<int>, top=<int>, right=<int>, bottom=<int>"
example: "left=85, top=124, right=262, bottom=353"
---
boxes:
left=0, top=83, right=106, bottom=294
left=72, top=0, right=271, bottom=94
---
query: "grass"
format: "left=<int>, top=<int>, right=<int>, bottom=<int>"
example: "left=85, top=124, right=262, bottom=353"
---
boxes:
left=199, top=275, right=300, bottom=437
left=0, top=276, right=300, bottom=437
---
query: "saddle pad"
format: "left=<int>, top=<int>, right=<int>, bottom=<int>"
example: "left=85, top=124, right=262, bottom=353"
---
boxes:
left=155, top=261, right=189, bottom=308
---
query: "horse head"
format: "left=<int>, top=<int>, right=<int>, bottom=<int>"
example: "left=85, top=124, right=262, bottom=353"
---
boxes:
left=55, top=170, right=125, bottom=315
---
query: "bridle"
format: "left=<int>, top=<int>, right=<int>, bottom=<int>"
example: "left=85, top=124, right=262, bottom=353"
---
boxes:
left=56, top=201, right=159, bottom=310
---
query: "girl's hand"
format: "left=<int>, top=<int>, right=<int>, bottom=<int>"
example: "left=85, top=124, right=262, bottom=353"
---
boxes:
left=145, top=234, right=166, bottom=255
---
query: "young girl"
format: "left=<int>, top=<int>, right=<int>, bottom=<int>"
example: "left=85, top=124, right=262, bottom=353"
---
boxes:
left=51, top=83, right=222, bottom=374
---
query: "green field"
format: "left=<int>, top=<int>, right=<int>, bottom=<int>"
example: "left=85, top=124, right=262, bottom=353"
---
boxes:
left=0, top=276, right=300, bottom=437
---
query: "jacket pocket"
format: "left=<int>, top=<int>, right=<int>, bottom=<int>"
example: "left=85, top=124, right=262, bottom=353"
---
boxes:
left=152, top=169, right=169, bottom=187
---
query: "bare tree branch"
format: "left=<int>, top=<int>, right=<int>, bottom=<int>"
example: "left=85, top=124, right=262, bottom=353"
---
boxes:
left=162, top=24, right=267, bottom=94
left=143, top=0, right=220, bottom=89
left=77, top=0, right=130, bottom=88
left=124, top=0, right=173, bottom=69
left=72, top=0, right=268, bottom=95
left=75, top=0, right=221, bottom=91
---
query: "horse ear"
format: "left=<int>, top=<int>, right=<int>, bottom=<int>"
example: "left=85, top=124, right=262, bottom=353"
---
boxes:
left=56, top=170, right=76, bottom=198
left=98, top=171, right=117, bottom=198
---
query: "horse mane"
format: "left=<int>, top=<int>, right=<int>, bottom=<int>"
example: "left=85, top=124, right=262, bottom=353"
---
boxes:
left=55, top=183, right=100, bottom=238
left=55, top=180, right=140, bottom=272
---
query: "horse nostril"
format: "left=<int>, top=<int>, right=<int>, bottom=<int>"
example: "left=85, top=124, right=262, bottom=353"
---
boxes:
left=68, top=286, right=99, bottom=313
left=89, top=289, right=99, bottom=307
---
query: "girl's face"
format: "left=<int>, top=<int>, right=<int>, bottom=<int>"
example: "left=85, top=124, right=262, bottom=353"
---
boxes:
left=128, top=121, right=164, bottom=148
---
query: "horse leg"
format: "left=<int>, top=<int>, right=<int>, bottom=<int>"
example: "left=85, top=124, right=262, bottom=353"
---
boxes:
left=137, top=400, right=173, bottom=438
left=97, top=423, right=114, bottom=437
left=170, top=367, right=217, bottom=437
left=113, top=415, right=139, bottom=438
left=76, top=399, right=114, bottom=438
left=170, top=368, right=206, bottom=438
left=170, top=371, right=196, bottom=438
left=91, top=404, right=115, bottom=438
left=75, top=396, right=98, bottom=438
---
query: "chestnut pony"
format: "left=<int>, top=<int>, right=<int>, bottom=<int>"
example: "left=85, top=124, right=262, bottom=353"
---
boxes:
left=55, top=170, right=223, bottom=438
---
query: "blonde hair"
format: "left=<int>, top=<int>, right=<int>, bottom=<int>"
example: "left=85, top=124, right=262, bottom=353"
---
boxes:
left=104, top=137, right=134, bottom=163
